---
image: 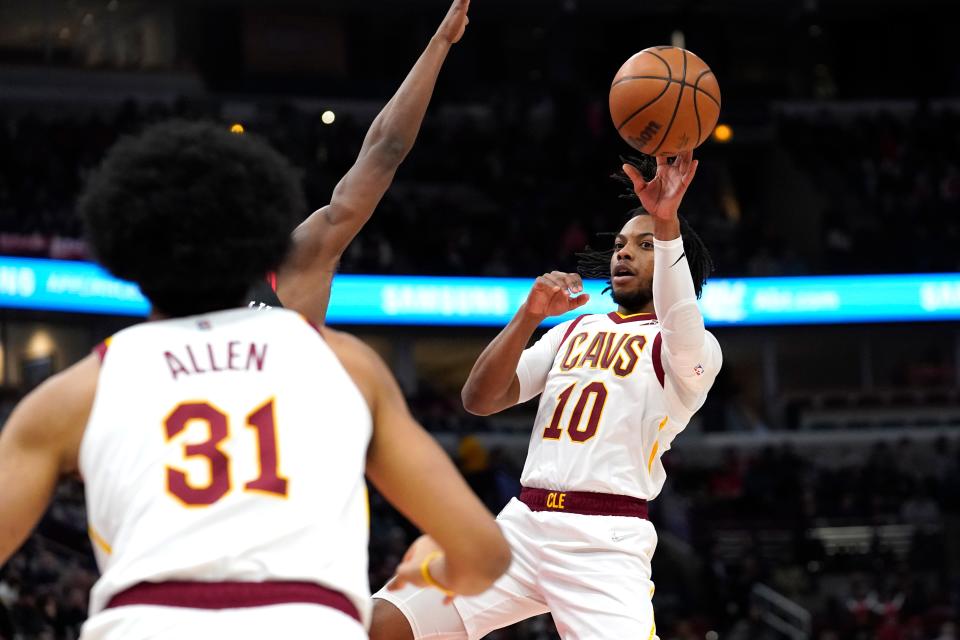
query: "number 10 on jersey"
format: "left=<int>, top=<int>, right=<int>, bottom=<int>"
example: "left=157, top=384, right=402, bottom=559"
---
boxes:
left=164, top=398, right=288, bottom=507
left=543, top=382, right=608, bottom=443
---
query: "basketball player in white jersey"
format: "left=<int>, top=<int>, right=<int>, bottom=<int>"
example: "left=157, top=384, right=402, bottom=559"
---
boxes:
left=371, top=151, right=721, bottom=639
left=248, top=0, right=470, bottom=322
left=0, top=120, right=509, bottom=639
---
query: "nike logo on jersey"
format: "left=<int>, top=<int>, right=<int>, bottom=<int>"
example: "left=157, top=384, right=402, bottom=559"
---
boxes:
left=560, top=331, right=647, bottom=377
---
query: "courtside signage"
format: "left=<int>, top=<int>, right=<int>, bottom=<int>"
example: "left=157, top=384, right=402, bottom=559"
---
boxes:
left=1, top=257, right=958, bottom=326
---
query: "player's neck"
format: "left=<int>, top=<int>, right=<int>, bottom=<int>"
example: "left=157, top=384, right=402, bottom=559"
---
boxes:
left=617, top=301, right=655, bottom=316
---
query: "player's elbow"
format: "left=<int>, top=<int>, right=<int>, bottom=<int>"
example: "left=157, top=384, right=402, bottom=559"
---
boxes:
left=448, top=531, right=512, bottom=595
left=479, top=533, right=512, bottom=586
left=461, top=387, right=499, bottom=417
left=369, top=135, right=410, bottom=168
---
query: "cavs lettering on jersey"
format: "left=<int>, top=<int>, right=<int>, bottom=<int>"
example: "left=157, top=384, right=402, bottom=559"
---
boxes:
left=80, top=308, right=372, bottom=623
left=516, top=311, right=722, bottom=501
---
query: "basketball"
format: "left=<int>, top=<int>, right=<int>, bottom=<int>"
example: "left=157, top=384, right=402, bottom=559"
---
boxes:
left=609, top=46, right=721, bottom=157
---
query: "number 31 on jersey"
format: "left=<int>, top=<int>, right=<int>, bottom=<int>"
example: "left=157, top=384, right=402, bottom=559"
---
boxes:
left=164, top=398, right=288, bottom=507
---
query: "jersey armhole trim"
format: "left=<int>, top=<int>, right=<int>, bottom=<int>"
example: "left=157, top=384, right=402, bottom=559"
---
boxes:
left=266, top=271, right=278, bottom=293
left=298, top=314, right=325, bottom=339
left=92, top=337, right=113, bottom=362
left=559, top=314, right=588, bottom=348
left=652, top=332, right=665, bottom=388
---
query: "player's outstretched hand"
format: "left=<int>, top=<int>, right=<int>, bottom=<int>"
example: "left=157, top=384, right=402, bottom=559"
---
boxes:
left=622, top=150, right=698, bottom=221
left=435, top=0, right=470, bottom=45
left=524, top=271, right=590, bottom=320
left=387, top=535, right=456, bottom=605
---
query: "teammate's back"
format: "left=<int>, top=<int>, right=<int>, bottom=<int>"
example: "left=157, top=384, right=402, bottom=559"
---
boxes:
left=83, top=308, right=371, bottom=619
left=0, top=119, right=510, bottom=640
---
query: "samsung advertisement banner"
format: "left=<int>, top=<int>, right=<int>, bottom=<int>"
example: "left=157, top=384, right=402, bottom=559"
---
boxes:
left=1, top=256, right=959, bottom=327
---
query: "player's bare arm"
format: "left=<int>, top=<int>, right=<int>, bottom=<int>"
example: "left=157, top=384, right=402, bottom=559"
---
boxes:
left=323, top=328, right=511, bottom=596
left=461, top=271, right=588, bottom=416
left=275, top=0, right=471, bottom=324
left=0, top=355, right=98, bottom=565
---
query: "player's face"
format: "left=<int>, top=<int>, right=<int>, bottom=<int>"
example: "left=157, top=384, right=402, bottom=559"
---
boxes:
left=609, top=215, right=655, bottom=312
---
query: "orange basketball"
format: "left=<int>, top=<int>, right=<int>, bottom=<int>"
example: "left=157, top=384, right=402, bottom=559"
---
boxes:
left=609, top=46, right=721, bottom=157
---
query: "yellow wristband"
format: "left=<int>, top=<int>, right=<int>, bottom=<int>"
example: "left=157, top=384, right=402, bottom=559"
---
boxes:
left=419, top=551, right=455, bottom=596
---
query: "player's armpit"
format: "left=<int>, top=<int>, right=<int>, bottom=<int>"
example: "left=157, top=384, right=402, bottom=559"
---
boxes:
left=324, top=330, right=510, bottom=595
left=0, top=355, right=98, bottom=565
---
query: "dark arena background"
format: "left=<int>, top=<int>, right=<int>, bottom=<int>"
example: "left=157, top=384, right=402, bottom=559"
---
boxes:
left=1, top=0, right=959, bottom=638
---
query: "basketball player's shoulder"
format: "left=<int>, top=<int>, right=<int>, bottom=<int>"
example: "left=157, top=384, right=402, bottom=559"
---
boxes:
left=321, top=328, right=385, bottom=405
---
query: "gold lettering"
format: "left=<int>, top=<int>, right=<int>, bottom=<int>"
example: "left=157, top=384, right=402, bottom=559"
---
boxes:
left=580, top=333, right=605, bottom=369
left=600, top=333, right=629, bottom=369
left=560, top=333, right=588, bottom=371
left=613, top=335, right=647, bottom=377
left=557, top=493, right=566, bottom=509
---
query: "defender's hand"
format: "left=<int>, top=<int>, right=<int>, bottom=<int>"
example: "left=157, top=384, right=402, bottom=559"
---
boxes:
left=435, top=0, right=470, bottom=45
left=524, top=272, right=589, bottom=320
left=623, top=150, right=698, bottom=221
left=387, top=535, right=455, bottom=604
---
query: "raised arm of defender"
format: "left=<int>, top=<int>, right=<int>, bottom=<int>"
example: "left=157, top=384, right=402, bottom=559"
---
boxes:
left=276, top=0, right=471, bottom=324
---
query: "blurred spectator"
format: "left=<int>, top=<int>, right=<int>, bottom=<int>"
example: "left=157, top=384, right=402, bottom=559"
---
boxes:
left=2, top=102, right=958, bottom=279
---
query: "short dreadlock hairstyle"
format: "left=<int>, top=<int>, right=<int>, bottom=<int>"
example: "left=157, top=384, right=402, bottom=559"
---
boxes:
left=78, top=120, right=305, bottom=317
left=576, top=154, right=714, bottom=298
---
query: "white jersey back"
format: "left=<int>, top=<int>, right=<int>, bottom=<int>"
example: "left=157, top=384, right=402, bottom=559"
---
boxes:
left=79, top=308, right=372, bottom=622
left=517, top=312, right=721, bottom=501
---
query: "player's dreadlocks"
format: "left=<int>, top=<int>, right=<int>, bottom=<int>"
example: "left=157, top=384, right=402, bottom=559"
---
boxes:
left=576, top=154, right=714, bottom=299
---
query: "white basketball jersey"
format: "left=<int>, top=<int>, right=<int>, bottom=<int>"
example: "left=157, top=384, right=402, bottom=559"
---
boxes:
left=517, top=311, right=721, bottom=501
left=79, top=308, right=372, bottom=622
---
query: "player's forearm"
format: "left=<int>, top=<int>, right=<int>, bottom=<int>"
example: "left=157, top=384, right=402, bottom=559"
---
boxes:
left=461, top=305, right=542, bottom=416
left=431, top=540, right=512, bottom=596
left=359, top=35, right=452, bottom=169
left=653, top=234, right=706, bottom=361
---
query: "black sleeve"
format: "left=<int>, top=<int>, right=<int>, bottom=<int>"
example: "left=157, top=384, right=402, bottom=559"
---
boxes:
left=245, top=277, right=283, bottom=310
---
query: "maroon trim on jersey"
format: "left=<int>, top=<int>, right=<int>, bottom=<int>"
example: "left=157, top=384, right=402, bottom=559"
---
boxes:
left=519, top=487, right=648, bottom=519
left=105, top=581, right=360, bottom=622
left=607, top=311, right=657, bottom=325
left=92, top=340, right=110, bottom=362
left=299, top=316, right=324, bottom=338
left=266, top=271, right=278, bottom=293
left=652, top=332, right=665, bottom=388
left=559, top=314, right=588, bottom=348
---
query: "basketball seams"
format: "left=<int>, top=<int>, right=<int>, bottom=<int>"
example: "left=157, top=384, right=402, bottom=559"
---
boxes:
left=649, top=49, right=688, bottom=155
left=693, top=88, right=702, bottom=146
left=692, top=68, right=712, bottom=145
left=611, top=46, right=720, bottom=155
left=611, top=76, right=719, bottom=105
left=692, top=68, right=721, bottom=105
left=642, top=49, right=673, bottom=78
left=614, top=81, right=673, bottom=131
